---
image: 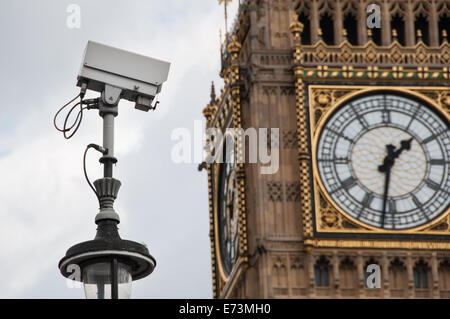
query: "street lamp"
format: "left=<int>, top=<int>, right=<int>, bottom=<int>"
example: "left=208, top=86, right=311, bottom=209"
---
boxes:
left=59, top=217, right=156, bottom=299
left=57, top=41, right=170, bottom=299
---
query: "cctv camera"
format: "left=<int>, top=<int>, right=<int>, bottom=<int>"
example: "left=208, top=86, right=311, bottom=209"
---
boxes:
left=77, top=41, right=170, bottom=111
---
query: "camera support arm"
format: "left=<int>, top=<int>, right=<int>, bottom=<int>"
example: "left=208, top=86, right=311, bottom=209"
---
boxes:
left=92, top=84, right=122, bottom=224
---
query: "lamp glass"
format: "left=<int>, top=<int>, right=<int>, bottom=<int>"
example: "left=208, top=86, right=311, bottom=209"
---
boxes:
left=83, top=261, right=132, bottom=299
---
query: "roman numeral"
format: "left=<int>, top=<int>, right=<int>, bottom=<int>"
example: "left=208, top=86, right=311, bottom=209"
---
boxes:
left=425, top=179, right=450, bottom=195
left=358, top=193, right=374, bottom=218
left=425, top=179, right=441, bottom=191
left=405, top=105, right=421, bottom=130
left=326, top=128, right=354, bottom=143
left=350, top=103, right=369, bottom=129
left=388, top=199, right=397, bottom=213
left=341, top=176, right=357, bottom=190
left=411, top=195, right=430, bottom=221
left=317, top=157, right=349, bottom=164
left=422, top=130, right=447, bottom=144
left=429, top=159, right=447, bottom=165
left=382, top=95, right=391, bottom=124
left=382, top=110, right=391, bottom=123
left=411, top=194, right=422, bottom=208
left=335, top=158, right=349, bottom=164
left=422, top=135, right=437, bottom=144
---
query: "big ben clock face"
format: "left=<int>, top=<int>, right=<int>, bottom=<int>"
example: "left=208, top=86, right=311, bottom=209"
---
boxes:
left=217, top=136, right=239, bottom=276
left=316, top=93, right=450, bottom=230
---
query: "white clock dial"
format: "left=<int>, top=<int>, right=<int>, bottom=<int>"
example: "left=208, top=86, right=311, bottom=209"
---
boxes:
left=352, top=127, right=427, bottom=197
left=317, top=93, right=450, bottom=230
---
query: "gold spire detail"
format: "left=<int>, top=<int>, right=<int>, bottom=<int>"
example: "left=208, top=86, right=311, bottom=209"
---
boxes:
left=227, top=34, right=242, bottom=55
left=218, top=0, right=233, bottom=36
left=392, top=29, right=398, bottom=42
left=442, top=29, right=448, bottom=43
left=416, top=29, right=423, bottom=42
left=367, top=29, right=373, bottom=41
left=289, top=13, right=304, bottom=40
left=342, top=28, right=348, bottom=41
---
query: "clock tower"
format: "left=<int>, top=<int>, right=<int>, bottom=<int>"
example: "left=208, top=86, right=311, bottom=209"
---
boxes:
left=201, top=0, right=450, bottom=298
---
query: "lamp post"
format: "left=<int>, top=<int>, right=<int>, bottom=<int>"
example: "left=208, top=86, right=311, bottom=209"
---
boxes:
left=58, top=95, right=156, bottom=299
left=57, top=41, right=169, bottom=299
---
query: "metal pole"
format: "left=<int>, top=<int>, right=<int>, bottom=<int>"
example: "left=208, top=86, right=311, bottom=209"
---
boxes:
left=103, top=113, right=115, bottom=178
left=111, top=258, right=118, bottom=299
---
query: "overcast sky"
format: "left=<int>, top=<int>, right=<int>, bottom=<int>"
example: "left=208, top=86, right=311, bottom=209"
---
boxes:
left=0, top=0, right=239, bottom=298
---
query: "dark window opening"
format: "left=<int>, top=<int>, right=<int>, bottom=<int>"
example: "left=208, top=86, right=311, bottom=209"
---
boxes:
left=314, top=256, right=330, bottom=287
left=343, top=13, right=358, bottom=45
left=371, top=27, right=381, bottom=45
left=414, top=261, right=429, bottom=289
left=415, top=14, right=429, bottom=45
left=320, top=12, right=334, bottom=45
left=391, top=14, right=405, bottom=45
left=439, top=14, right=450, bottom=44
left=298, top=12, right=311, bottom=45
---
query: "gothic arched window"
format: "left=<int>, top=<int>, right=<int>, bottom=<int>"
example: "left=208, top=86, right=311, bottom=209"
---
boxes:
left=438, top=13, right=450, bottom=44
left=389, top=258, right=407, bottom=290
left=415, top=14, right=430, bottom=45
left=391, top=14, right=406, bottom=45
left=298, top=11, right=311, bottom=45
left=343, top=13, right=358, bottom=45
left=320, top=12, right=334, bottom=45
left=340, top=257, right=357, bottom=289
left=314, top=256, right=330, bottom=287
left=438, top=260, right=450, bottom=291
left=413, top=260, right=430, bottom=289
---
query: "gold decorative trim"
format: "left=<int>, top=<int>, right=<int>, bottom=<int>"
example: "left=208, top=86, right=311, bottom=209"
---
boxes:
left=300, top=66, right=450, bottom=81
left=229, top=33, right=249, bottom=279
left=299, top=40, right=450, bottom=68
left=291, top=17, right=314, bottom=241
left=206, top=163, right=217, bottom=298
left=296, top=76, right=314, bottom=239
left=210, top=33, right=248, bottom=298
left=305, top=239, right=450, bottom=250
left=308, top=85, right=450, bottom=236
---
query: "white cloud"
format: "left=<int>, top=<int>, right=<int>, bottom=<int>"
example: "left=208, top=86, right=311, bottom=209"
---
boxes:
left=0, top=0, right=226, bottom=298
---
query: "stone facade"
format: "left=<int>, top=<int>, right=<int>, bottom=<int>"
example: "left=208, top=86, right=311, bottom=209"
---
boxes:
left=202, top=0, right=450, bottom=298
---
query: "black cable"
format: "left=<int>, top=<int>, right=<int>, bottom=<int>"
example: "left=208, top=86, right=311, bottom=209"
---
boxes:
left=83, top=145, right=100, bottom=206
left=54, top=94, right=79, bottom=132
left=54, top=94, right=86, bottom=139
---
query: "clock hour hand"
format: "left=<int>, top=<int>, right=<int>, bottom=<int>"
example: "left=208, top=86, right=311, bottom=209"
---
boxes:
left=378, top=138, right=413, bottom=172
left=378, top=144, right=396, bottom=173
left=394, top=137, right=413, bottom=158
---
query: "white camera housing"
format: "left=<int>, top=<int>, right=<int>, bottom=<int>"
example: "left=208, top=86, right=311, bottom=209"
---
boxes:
left=77, top=41, right=170, bottom=110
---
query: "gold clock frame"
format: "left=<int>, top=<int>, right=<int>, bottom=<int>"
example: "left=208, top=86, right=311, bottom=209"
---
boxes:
left=213, top=160, right=246, bottom=292
left=206, top=35, right=249, bottom=298
left=308, top=85, right=450, bottom=236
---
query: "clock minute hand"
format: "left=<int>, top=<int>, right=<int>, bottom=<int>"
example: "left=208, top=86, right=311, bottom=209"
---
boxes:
left=378, top=144, right=395, bottom=227
left=380, top=164, right=391, bottom=228
left=378, top=137, right=414, bottom=228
